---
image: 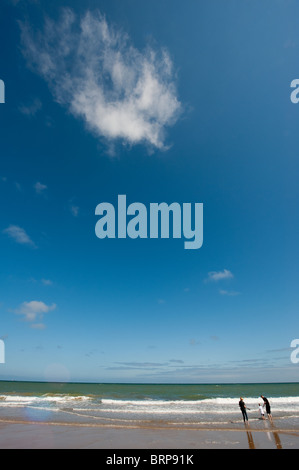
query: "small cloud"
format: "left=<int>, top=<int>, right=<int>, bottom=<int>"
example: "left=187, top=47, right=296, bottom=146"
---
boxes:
left=41, top=279, right=53, bottom=286
left=14, top=182, right=22, bottom=191
left=70, top=205, right=79, bottom=217
left=1, top=177, right=7, bottom=182
left=85, top=349, right=97, bottom=357
left=207, top=269, right=233, bottom=282
left=19, top=98, right=42, bottom=117
left=210, top=335, right=220, bottom=341
left=157, top=298, right=165, bottom=304
left=189, top=338, right=200, bottom=346
left=67, top=198, right=80, bottom=217
left=31, top=323, right=46, bottom=330
left=34, top=182, right=47, bottom=195
left=3, top=225, right=36, bottom=248
left=219, top=289, right=240, bottom=296
left=169, top=359, right=184, bottom=364
left=14, top=300, right=56, bottom=323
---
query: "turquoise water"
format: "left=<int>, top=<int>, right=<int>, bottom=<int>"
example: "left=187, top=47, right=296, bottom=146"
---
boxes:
left=1, top=381, right=299, bottom=399
left=0, top=381, right=299, bottom=427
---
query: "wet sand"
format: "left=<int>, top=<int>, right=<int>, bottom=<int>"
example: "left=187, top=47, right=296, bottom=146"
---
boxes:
left=0, top=419, right=299, bottom=449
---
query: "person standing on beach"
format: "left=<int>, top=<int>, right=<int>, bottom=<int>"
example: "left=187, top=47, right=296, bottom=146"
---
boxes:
left=261, top=395, right=272, bottom=421
left=239, top=397, right=249, bottom=423
left=258, top=403, right=265, bottom=420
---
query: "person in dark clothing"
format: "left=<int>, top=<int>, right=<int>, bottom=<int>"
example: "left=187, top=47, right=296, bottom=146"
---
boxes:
left=239, top=397, right=248, bottom=423
left=261, top=395, right=272, bottom=421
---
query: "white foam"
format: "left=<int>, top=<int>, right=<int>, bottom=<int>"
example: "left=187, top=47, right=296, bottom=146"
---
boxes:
left=0, top=394, right=91, bottom=406
left=1, top=394, right=299, bottom=418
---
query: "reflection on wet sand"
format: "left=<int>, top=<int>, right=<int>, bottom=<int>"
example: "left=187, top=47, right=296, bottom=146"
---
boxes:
left=273, top=430, right=282, bottom=449
left=245, top=420, right=283, bottom=449
left=271, top=424, right=282, bottom=449
left=245, top=426, right=255, bottom=449
left=263, top=419, right=283, bottom=449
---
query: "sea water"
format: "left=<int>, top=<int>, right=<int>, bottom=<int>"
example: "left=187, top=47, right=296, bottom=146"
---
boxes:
left=0, top=381, right=299, bottom=428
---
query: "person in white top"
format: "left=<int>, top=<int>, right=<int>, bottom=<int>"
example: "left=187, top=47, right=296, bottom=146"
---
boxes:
left=258, top=403, right=265, bottom=419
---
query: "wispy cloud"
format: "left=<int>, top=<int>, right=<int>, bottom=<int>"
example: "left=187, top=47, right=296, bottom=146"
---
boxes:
left=210, top=335, right=220, bottom=341
left=266, top=347, right=293, bottom=353
left=189, top=338, right=200, bottom=346
left=29, top=278, right=53, bottom=286
left=30, top=323, right=47, bottom=330
left=219, top=289, right=240, bottom=296
left=70, top=205, right=79, bottom=217
left=20, top=9, right=181, bottom=151
left=115, top=361, right=168, bottom=368
left=19, top=98, right=42, bottom=117
left=3, top=225, right=36, bottom=248
left=207, top=269, right=234, bottom=282
left=14, top=300, right=56, bottom=329
left=34, top=182, right=47, bottom=195
left=41, top=278, right=53, bottom=286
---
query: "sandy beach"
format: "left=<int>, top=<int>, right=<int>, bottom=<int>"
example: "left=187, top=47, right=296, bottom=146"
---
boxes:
left=1, top=382, right=299, bottom=449
left=0, top=419, right=299, bottom=449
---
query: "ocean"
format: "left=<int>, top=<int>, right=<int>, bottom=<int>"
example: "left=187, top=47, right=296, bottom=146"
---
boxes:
left=0, top=381, right=299, bottom=429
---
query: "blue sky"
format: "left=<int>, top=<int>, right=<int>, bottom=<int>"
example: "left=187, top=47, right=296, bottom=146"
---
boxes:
left=0, top=0, right=299, bottom=383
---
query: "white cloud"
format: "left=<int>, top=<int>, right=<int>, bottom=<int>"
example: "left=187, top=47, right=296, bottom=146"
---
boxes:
left=20, top=9, right=181, bottom=150
left=34, top=182, right=47, bottom=194
left=207, top=269, right=234, bottom=282
left=3, top=225, right=36, bottom=247
left=15, top=300, right=56, bottom=322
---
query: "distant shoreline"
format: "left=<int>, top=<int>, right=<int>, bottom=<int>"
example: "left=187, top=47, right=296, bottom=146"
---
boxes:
left=1, top=379, right=299, bottom=385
